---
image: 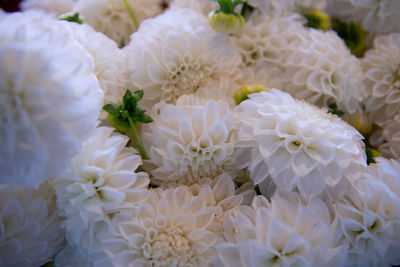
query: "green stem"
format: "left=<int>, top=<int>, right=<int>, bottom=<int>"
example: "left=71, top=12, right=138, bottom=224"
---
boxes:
left=127, top=115, right=148, bottom=160
left=122, top=0, right=139, bottom=29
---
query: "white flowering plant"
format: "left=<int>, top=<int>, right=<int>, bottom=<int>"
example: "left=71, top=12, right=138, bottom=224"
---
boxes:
left=1, top=0, right=400, bottom=266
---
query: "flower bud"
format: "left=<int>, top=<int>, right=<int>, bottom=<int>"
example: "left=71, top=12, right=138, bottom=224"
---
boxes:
left=108, top=114, right=131, bottom=134
left=343, top=111, right=373, bottom=137
left=304, top=9, right=331, bottom=31
left=234, top=84, right=268, bottom=105
left=208, top=10, right=245, bottom=34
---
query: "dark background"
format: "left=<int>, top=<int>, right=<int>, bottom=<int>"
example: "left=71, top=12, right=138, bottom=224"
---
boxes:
left=0, top=0, right=22, bottom=12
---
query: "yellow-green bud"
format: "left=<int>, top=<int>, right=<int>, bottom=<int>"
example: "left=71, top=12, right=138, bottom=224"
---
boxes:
left=304, top=9, right=331, bottom=31
left=332, top=20, right=366, bottom=57
left=343, top=111, right=373, bottom=137
left=108, top=114, right=131, bottom=134
left=208, top=10, right=245, bottom=34
left=59, top=12, right=84, bottom=24
left=234, top=84, right=268, bottom=105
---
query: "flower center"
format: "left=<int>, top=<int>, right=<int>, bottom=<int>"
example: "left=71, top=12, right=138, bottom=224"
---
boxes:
left=150, top=229, right=193, bottom=264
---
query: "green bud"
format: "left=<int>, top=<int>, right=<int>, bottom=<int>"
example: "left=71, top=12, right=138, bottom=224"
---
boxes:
left=234, top=84, right=268, bottom=105
left=343, top=111, right=373, bottom=137
left=304, top=9, right=331, bottom=31
left=59, top=12, right=84, bottom=24
left=107, top=114, right=131, bottom=134
left=332, top=20, right=366, bottom=57
left=208, top=10, right=245, bottom=34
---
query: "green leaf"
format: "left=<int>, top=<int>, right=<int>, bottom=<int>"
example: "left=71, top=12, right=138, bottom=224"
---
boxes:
left=133, top=107, right=146, bottom=117
left=103, top=103, right=121, bottom=115
left=327, top=103, right=345, bottom=117
left=132, top=90, right=144, bottom=101
left=137, top=114, right=153, bottom=123
left=59, top=13, right=84, bottom=24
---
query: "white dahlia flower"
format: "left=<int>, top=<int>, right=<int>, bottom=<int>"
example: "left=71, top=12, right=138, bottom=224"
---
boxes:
left=248, top=0, right=327, bottom=15
left=142, top=95, right=238, bottom=187
left=377, top=113, right=400, bottom=160
left=217, top=191, right=344, bottom=267
left=54, top=126, right=149, bottom=246
left=238, top=62, right=285, bottom=90
left=0, top=182, right=65, bottom=267
left=362, top=33, right=400, bottom=124
left=21, top=0, right=75, bottom=17
left=335, top=171, right=400, bottom=266
left=54, top=245, right=90, bottom=267
left=284, top=28, right=366, bottom=114
left=234, top=11, right=307, bottom=66
left=124, top=9, right=241, bottom=107
left=92, top=186, right=220, bottom=266
left=61, top=22, right=129, bottom=119
left=235, top=90, right=366, bottom=197
left=73, top=0, right=163, bottom=47
left=169, top=0, right=219, bottom=15
left=0, top=12, right=103, bottom=188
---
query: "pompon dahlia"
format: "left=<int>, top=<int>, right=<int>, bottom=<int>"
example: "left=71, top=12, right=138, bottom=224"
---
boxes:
left=0, top=12, right=103, bottom=188
left=91, top=186, right=220, bottom=266
left=235, top=90, right=366, bottom=197
left=216, top=191, right=344, bottom=267
left=233, top=10, right=307, bottom=66
left=61, top=22, right=129, bottom=119
left=142, top=95, right=238, bottom=187
left=283, top=28, right=366, bottom=114
left=376, top=113, right=400, bottom=160
left=169, top=0, right=219, bottom=15
left=54, top=245, right=90, bottom=267
left=335, top=164, right=400, bottom=266
left=0, top=182, right=65, bottom=267
left=248, top=0, right=327, bottom=15
left=124, top=9, right=241, bottom=107
left=54, top=126, right=149, bottom=248
left=72, top=0, right=163, bottom=47
left=362, top=33, right=400, bottom=124
left=21, top=0, right=74, bottom=17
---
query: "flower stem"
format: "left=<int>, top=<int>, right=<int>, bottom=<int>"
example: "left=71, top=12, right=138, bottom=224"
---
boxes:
left=122, top=0, right=139, bottom=29
left=127, top=115, right=148, bottom=159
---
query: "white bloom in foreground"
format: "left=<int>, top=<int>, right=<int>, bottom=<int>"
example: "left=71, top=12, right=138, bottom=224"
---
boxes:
left=54, top=126, right=149, bottom=246
left=0, top=12, right=103, bottom=188
left=73, top=0, right=162, bottom=47
left=54, top=245, right=90, bottom=267
left=169, top=0, right=219, bottom=15
left=92, top=186, right=220, bottom=266
left=62, top=22, right=129, bottom=119
left=142, top=95, right=238, bottom=186
left=335, top=164, right=400, bottom=266
left=284, top=28, right=366, bottom=114
left=233, top=10, right=307, bottom=66
left=363, top=33, right=400, bottom=124
left=21, top=0, right=74, bottom=17
left=125, top=9, right=241, bottom=107
left=217, top=191, right=344, bottom=266
left=236, top=90, right=366, bottom=197
left=0, top=182, right=65, bottom=267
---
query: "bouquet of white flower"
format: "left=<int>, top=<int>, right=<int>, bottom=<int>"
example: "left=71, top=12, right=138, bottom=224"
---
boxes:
left=1, top=0, right=400, bottom=266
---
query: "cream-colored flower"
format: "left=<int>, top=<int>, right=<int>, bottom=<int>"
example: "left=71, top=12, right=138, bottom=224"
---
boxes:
left=142, top=95, right=238, bottom=187
left=54, top=126, right=149, bottom=248
left=92, top=186, right=220, bottom=266
left=248, top=0, right=327, bottom=15
left=73, top=0, right=163, bottom=47
left=124, top=9, right=241, bottom=108
left=169, top=0, right=219, bottom=15
left=0, top=12, right=103, bottom=188
left=21, top=0, right=74, bottom=17
left=233, top=10, right=307, bottom=66
left=284, top=28, right=366, bottom=114
left=235, top=89, right=366, bottom=197
left=376, top=113, right=400, bottom=160
left=335, top=164, right=400, bottom=266
left=217, top=191, right=344, bottom=266
left=363, top=33, right=400, bottom=124
left=0, top=182, right=65, bottom=267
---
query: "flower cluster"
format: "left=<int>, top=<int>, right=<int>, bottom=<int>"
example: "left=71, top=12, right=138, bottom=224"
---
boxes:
left=1, top=0, right=400, bottom=266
